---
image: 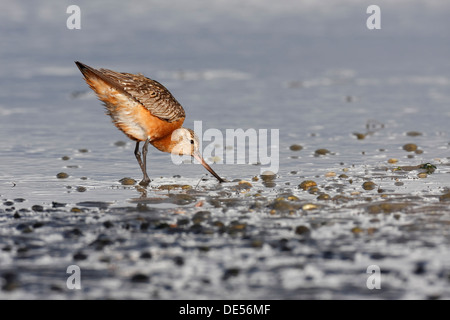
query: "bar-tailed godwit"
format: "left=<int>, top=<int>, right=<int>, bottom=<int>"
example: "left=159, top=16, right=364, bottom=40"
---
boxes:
left=75, top=61, right=224, bottom=185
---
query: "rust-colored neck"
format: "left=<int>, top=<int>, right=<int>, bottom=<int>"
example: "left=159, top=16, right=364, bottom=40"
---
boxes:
left=150, top=133, right=176, bottom=154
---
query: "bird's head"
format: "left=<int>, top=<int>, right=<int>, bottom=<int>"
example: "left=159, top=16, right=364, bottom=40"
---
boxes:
left=170, top=128, right=224, bottom=183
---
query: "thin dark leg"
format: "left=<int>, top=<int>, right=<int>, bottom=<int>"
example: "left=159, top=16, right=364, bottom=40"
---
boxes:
left=134, top=140, right=150, bottom=186
left=141, top=138, right=150, bottom=185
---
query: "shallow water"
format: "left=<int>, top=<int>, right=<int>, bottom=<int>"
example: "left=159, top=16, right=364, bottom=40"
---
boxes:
left=1, top=0, right=450, bottom=299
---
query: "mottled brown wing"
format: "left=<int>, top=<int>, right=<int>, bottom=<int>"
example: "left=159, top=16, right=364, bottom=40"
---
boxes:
left=97, top=68, right=185, bottom=122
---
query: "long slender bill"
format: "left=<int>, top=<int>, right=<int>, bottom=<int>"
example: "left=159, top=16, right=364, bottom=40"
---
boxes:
left=193, top=152, right=225, bottom=183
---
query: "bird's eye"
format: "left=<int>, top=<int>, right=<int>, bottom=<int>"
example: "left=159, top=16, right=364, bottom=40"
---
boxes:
left=190, top=139, right=195, bottom=144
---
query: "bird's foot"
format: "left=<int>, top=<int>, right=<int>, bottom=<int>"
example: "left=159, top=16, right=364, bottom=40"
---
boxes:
left=139, top=178, right=151, bottom=187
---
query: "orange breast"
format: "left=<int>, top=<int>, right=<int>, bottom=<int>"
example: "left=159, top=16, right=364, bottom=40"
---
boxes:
left=85, top=75, right=184, bottom=141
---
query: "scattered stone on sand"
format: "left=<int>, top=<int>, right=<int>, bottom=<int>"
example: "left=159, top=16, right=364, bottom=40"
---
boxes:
left=403, top=143, right=418, bottom=152
left=406, top=131, right=422, bottom=137
left=237, top=180, right=252, bottom=190
left=295, top=225, right=311, bottom=235
left=317, top=194, right=330, bottom=201
left=325, top=171, right=336, bottom=177
left=439, top=192, right=450, bottom=202
left=315, top=149, right=330, bottom=156
left=114, top=141, right=127, bottom=147
left=302, top=203, right=318, bottom=211
left=362, top=181, right=376, bottom=190
left=417, top=172, right=427, bottom=178
left=289, top=144, right=303, bottom=151
left=353, top=133, right=366, bottom=140
left=61, top=156, right=70, bottom=161
left=367, top=202, right=410, bottom=214
left=388, top=158, right=398, bottom=164
left=351, top=227, right=364, bottom=234
left=119, top=177, right=136, bottom=185
left=299, top=180, right=317, bottom=190
left=56, top=172, right=69, bottom=179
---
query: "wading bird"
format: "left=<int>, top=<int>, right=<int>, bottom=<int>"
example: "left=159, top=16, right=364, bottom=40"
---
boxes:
left=75, top=61, right=224, bottom=186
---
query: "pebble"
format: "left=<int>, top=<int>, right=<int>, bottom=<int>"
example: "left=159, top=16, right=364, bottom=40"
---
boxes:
left=315, top=149, right=330, bottom=156
left=417, top=172, right=427, bottom=178
left=353, top=133, right=366, bottom=140
left=367, top=202, right=409, bottom=214
left=130, top=273, right=150, bottom=283
left=192, top=211, right=211, bottom=224
left=439, top=192, right=450, bottom=202
left=325, top=171, right=336, bottom=177
left=289, top=144, right=303, bottom=151
left=298, top=180, right=317, bottom=190
left=119, top=177, right=136, bottom=185
left=351, top=227, right=364, bottom=234
left=114, top=141, right=127, bottom=147
left=317, top=194, right=330, bottom=200
left=222, top=268, right=240, bottom=280
left=295, top=225, right=311, bottom=235
left=76, top=186, right=86, bottom=192
left=237, top=180, right=253, bottom=189
left=56, top=172, right=69, bottom=179
left=388, top=158, right=398, bottom=164
left=302, top=203, right=318, bottom=211
left=31, top=205, right=44, bottom=212
left=403, top=143, right=418, bottom=152
left=362, top=181, right=376, bottom=190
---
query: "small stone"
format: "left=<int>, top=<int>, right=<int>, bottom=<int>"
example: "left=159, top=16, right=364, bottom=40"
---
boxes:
left=353, top=133, right=366, bottom=140
left=222, top=268, right=240, bottom=280
left=140, top=251, right=152, bottom=260
left=298, top=180, right=317, bottom=190
left=119, top=177, right=136, bottom=185
left=76, top=186, right=86, bottom=192
left=237, top=180, right=252, bottom=189
left=114, top=141, right=126, bottom=147
left=351, top=227, right=364, bottom=234
left=295, top=225, right=311, bottom=235
left=439, top=193, right=450, bottom=202
left=315, top=149, right=330, bottom=156
left=192, top=211, right=211, bottom=224
left=317, top=194, right=330, bottom=200
left=406, top=131, right=422, bottom=137
left=130, top=273, right=150, bottom=283
left=289, top=144, right=303, bottom=151
left=73, top=252, right=88, bottom=261
left=339, top=174, right=349, bottom=179
left=78, top=148, right=89, bottom=153
left=31, top=205, right=44, bottom=212
left=56, top=172, right=69, bottom=179
left=261, top=170, right=276, bottom=177
left=302, top=203, right=318, bottom=210
left=103, top=221, right=114, bottom=228
left=403, top=143, right=418, bottom=152
left=173, top=256, right=184, bottom=266
left=362, top=181, right=376, bottom=190
left=325, top=171, right=336, bottom=177
left=61, top=156, right=70, bottom=161
left=388, top=158, right=398, bottom=164
left=417, top=172, right=427, bottom=178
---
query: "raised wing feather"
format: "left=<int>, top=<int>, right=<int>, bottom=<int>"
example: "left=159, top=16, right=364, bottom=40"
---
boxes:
left=76, top=62, right=185, bottom=123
